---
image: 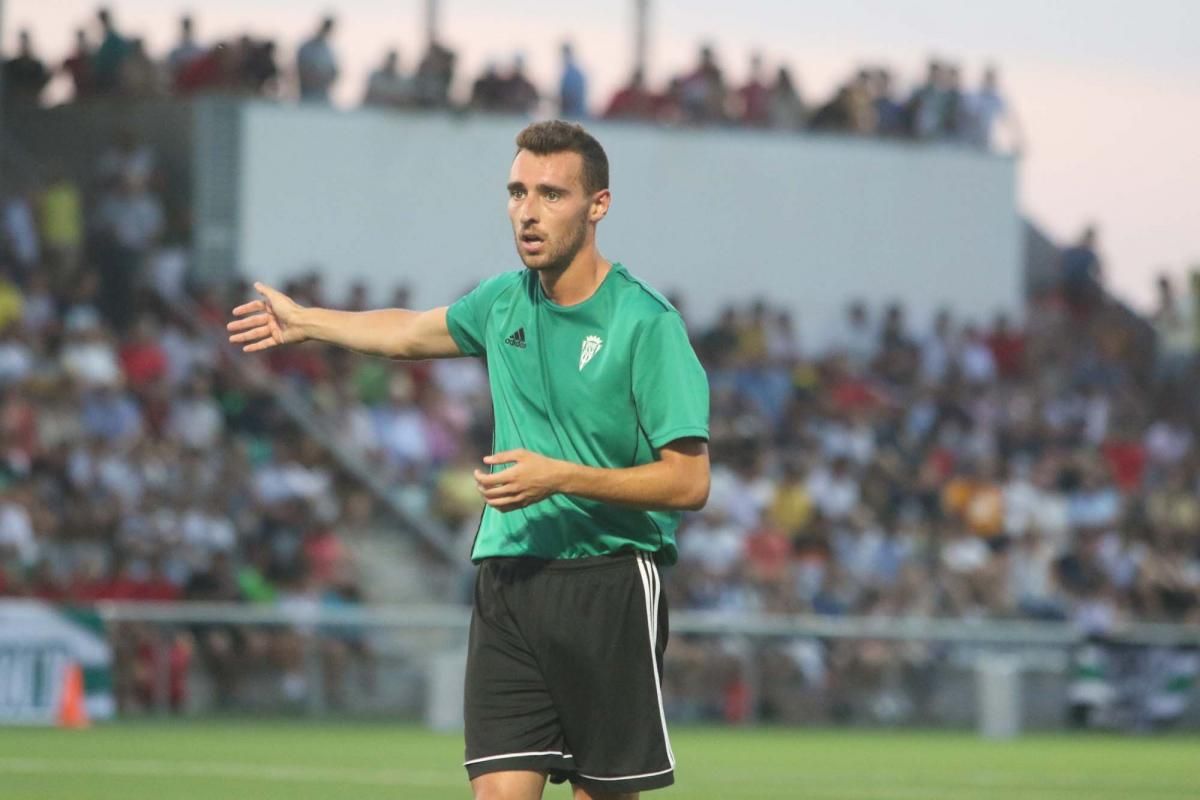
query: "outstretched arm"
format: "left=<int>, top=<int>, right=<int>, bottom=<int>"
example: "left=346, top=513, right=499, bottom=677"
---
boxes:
left=227, top=281, right=462, bottom=359
left=473, top=438, right=711, bottom=513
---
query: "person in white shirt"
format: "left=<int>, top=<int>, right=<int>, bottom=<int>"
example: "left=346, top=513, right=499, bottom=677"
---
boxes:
left=963, top=65, right=1024, bottom=152
left=834, top=301, right=876, bottom=372
left=166, top=15, right=203, bottom=79
left=363, top=49, right=411, bottom=108
left=958, top=324, right=997, bottom=385
left=297, top=16, right=338, bottom=102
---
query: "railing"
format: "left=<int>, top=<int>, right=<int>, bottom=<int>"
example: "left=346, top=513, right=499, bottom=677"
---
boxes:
left=94, top=601, right=1200, bottom=647
left=93, top=602, right=1200, bottom=732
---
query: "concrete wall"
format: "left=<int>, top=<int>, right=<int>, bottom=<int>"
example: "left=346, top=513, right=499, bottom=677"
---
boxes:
left=233, top=105, right=1021, bottom=341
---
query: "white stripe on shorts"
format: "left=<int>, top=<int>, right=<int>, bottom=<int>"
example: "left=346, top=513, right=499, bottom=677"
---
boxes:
left=463, top=751, right=573, bottom=766
left=634, top=551, right=676, bottom=768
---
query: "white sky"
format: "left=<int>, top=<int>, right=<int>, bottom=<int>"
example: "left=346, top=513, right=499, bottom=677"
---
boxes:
left=7, top=0, right=1199, bottom=309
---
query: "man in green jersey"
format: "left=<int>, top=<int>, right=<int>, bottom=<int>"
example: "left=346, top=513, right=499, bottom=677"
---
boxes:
left=228, top=121, right=710, bottom=799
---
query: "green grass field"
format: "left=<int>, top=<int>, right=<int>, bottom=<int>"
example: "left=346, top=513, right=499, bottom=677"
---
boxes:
left=1, top=722, right=1196, bottom=799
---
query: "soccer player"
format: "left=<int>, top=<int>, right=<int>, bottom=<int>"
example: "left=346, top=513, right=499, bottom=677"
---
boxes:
left=227, top=120, right=710, bottom=799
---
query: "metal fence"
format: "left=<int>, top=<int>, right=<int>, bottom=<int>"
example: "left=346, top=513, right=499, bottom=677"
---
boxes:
left=92, top=602, right=1200, bottom=734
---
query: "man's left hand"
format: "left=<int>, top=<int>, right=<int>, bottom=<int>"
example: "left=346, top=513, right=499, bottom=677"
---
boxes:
left=474, top=449, right=567, bottom=512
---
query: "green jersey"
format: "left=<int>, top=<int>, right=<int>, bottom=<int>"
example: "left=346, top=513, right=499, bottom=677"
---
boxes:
left=445, top=262, right=710, bottom=564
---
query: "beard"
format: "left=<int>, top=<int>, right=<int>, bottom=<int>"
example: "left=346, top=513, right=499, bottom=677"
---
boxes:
left=514, top=214, right=589, bottom=274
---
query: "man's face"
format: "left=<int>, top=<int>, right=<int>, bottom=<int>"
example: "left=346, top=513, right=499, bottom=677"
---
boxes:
left=506, top=149, right=606, bottom=272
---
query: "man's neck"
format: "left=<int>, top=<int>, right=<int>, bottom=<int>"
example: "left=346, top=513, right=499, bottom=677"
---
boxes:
left=538, top=249, right=611, bottom=307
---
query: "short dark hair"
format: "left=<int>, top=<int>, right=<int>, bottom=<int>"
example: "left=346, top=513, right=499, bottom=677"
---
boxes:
left=515, top=121, right=608, bottom=195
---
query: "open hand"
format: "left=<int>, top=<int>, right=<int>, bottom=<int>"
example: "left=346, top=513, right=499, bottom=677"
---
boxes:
left=227, top=282, right=307, bottom=352
left=474, top=449, right=566, bottom=512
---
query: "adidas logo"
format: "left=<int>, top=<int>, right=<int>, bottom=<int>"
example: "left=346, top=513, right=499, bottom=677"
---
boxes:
left=504, top=328, right=527, bottom=348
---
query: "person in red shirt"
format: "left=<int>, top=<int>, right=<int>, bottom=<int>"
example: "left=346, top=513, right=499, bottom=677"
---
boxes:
left=735, top=53, right=770, bottom=126
left=0, top=382, right=39, bottom=464
left=744, top=520, right=792, bottom=589
left=603, top=68, right=655, bottom=121
left=136, top=556, right=182, bottom=602
left=986, top=312, right=1026, bottom=379
left=176, top=42, right=237, bottom=94
left=302, top=524, right=345, bottom=587
left=101, top=558, right=143, bottom=600
left=1102, top=417, right=1147, bottom=493
left=119, top=315, right=169, bottom=390
left=62, top=28, right=94, bottom=100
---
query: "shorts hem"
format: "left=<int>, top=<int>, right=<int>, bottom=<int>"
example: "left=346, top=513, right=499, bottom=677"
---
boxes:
left=465, top=753, right=574, bottom=780
left=571, top=767, right=675, bottom=794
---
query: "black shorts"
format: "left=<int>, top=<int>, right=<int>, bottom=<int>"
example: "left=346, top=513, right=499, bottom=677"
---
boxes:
left=464, top=550, right=675, bottom=794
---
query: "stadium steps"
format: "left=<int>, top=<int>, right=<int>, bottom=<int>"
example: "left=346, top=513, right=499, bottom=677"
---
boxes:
left=162, top=291, right=463, bottom=564
left=351, top=523, right=465, bottom=605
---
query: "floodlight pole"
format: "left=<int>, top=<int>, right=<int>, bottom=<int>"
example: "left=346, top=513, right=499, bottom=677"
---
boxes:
left=0, top=0, right=7, bottom=189
left=633, top=0, right=649, bottom=76
left=425, top=0, right=439, bottom=47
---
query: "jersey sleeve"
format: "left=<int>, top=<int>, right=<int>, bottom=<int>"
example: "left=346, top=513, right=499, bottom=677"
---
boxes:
left=445, top=271, right=520, bottom=357
left=632, top=312, right=710, bottom=448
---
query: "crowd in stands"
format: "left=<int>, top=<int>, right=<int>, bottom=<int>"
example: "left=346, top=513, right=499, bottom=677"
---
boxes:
left=0, top=133, right=376, bottom=710
left=2, top=127, right=1198, bottom=713
left=1, top=10, right=1195, bottom=720
left=5, top=8, right=1019, bottom=149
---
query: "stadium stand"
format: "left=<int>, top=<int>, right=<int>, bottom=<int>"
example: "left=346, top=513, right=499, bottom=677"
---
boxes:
left=0, top=6, right=1195, bottom=722
left=6, top=8, right=1020, bottom=149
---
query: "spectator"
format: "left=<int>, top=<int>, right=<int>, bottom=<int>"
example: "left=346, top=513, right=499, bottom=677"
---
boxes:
left=240, top=38, right=280, bottom=96
left=604, top=68, right=655, bottom=121
left=93, top=7, right=131, bottom=95
left=963, top=65, right=1023, bottom=152
left=62, top=28, right=95, bottom=101
left=845, top=69, right=879, bottom=135
left=469, top=61, right=505, bottom=112
left=166, top=15, right=204, bottom=82
left=363, top=49, right=410, bottom=109
left=907, top=58, right=946, bottom=140
left=60, top=307, right=121, bottom=388
left=96, top=129, right=157, bottom=186
left=118, top=38, right=162, bottom=98
left=558, top=42, right=587, bottom=118
left=986, top=312, right=1026, bottom=380
left=94, top=174, right=163, bottom=254
left=679, top=44, right=727, bottom=124
left=3, top=30, right=52, bottom=107
left=735, top=53, right=770, bottom=126
left=919, top=309, right=956, bottom=384
left=808, top=82, right=853, bottom=132
left=118, top=315, right=169, bottom=391
left=871, top=69, right=905, bottom=136
left=92, top=173, right=163, bottom=330
left=1060, top=225, right=1103, bottom=318
left=176, top=39, right=236, bottom=95
left=501, top=54, right=538, bottom=115
left=2, top=188, right=41, bottom=272
left=37, top=165, right=85, bottom=292
left=1150, top=273, right=1195, bottom=383
left=833, top=301, right=875, bottom=373
left=957, top=324, right=997, bottom=385
left=0, top=485, right=38, bottom=568
left=411, top=41, right=455, bottom=109
left=297, top=16, right=338, bottom=102
left=767, top=66, right=805, bottom=130
left=167, top=373, right=224, bottom=451
left=942, top=64, right=967, bottom=140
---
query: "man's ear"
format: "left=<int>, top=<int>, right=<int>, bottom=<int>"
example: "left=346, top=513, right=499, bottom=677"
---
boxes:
left=590, top=189, right=611, bottom=223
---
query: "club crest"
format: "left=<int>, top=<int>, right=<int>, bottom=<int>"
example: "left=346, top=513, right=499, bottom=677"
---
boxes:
left=579, top=335, right=603, bottom=371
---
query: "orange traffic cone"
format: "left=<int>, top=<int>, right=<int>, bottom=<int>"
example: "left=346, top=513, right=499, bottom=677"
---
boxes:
left=57, top=662, right=90, bottom=729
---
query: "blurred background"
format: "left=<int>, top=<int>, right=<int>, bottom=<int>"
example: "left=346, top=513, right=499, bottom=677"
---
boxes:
left=0, top=1, right=1198, bottom=790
